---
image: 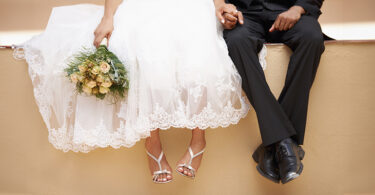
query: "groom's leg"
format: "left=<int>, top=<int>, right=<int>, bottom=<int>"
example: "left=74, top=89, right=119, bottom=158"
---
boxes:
left=224, top=15, right=297, bottom=146
left=268, top=15, right=325, bottom=145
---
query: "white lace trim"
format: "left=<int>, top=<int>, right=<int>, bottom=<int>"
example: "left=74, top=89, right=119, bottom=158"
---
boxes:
left=18, top=45, right=250, bottom=153
left=46, top=99, right=249, bottom=153
left=259, top=44, right=267, bottom=70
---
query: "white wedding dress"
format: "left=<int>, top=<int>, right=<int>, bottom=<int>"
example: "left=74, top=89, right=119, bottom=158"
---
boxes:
left=19, top=0, right=266, bottom=153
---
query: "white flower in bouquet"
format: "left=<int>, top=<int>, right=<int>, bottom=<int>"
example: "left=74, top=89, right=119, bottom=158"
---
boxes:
left=100, top=61, right=111, bottom=73
left=99, top=86, right=110, bottom=94
left=82, top=85, right=92, bottom=94
left=91, top=65, right=101, bottom=75
left=86, top=80, right=97, bottom=88
left=70, top=73, right=79, bottom=83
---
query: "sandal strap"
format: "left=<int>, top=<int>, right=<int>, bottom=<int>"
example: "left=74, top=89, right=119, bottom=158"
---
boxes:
left=178, top=164, right=196, bottom=172
left=188, top=147, right=205, bottom=165
left=153, top=170, right=171, bottom=175
left=146, top=150, right=164, bottom=172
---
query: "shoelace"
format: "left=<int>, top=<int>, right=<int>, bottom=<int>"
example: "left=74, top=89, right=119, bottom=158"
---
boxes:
left=278, top=146, right=289, bottom=159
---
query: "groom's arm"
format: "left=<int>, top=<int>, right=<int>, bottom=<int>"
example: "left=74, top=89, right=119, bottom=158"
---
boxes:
left=294, top=0, right=324, bottom=19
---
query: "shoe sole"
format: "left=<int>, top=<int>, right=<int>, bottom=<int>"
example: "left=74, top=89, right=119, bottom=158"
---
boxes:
left=153, top=179, right=173, bottom=184
left=298, top=146, right=305, bottom=160
left=252, top=146, right=261, bottom=163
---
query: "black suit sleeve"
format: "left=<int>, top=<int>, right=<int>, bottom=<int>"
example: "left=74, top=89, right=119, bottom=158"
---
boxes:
left=294, top=0, right=324, bottom=18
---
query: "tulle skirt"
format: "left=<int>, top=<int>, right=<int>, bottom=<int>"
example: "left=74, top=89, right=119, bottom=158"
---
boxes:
left=21, top=0, right=257, bottom=152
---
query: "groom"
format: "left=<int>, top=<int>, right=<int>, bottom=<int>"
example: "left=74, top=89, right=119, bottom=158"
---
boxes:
left=214, top=0, right=325, bottom=184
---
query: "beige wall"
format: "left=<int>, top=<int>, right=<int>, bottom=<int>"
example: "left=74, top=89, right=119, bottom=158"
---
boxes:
left=0, top=42, right=375, bottom=195
left=319, top=0, right=375, bottom=24
left=1, top=0, right=375, bottom=31
left=1, top=0, right=375, bottom=194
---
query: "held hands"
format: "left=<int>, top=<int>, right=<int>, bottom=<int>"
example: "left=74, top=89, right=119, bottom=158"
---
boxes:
left=93, top=17, right=114, bottom=48
left=215, top=3, right=243, bottom=30
left=269, top=6, right=305, bottom=32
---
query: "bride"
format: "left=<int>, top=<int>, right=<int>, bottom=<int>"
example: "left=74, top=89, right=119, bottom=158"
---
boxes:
left=21, top=0, right=252, bottom=183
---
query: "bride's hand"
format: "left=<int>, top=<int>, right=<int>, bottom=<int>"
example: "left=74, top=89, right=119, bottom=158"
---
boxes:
left=93, top=17, right=114, bottom=48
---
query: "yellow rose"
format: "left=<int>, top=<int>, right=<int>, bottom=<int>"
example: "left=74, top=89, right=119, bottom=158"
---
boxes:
left=82, top=85, right=92, bottom=95
left=100, top=61, right=111, bottom=73
left=96, top=74, right=104, bottom=83
left=78, top=64, right=87, bottom=73
left=101, top=80, right=112, bottom=88
left=91, top=65, right=101, bottom=75
left=70, top=73, right=79, bottom=83
left=99, top=86, right=110, bottom=94
left=77, top=73, right=85, bottom=82
left=92, top=87, right=99, bottom=95
left=86, top=80, right=97, bottom=88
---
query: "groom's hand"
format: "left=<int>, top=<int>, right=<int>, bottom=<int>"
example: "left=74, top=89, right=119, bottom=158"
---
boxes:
left=215, top=3, right=244, bottom=29
left=269, top=6, right=305, bottom=32
left=223, top=12, right=238, bottom=29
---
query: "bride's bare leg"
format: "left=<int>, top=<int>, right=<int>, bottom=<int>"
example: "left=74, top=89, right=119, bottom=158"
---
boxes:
left=145, top=129, right=173, bottom=182
left=176, top=128, right=206, bottom=177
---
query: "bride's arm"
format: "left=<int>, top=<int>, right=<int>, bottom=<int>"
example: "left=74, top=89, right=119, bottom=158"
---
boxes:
left=93, top=0, right=122, bottom=48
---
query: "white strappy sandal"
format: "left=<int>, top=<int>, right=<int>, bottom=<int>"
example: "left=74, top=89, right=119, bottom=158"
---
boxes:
left=176, top=147, right=205, bottom=179
left=146, top=150, right=172, bottom=184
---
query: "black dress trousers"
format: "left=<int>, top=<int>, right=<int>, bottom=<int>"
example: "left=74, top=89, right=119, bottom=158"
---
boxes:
left=224, top=10, right=325, bottom=146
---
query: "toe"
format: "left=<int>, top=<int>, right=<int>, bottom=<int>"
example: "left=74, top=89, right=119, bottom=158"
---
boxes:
left=159, top=174, right=164, bottom=182
left=162, top=174, right=168, bottom=182
left=167, top=173, right=172, bottom=180
left=177, top=166, right=184, bottom=173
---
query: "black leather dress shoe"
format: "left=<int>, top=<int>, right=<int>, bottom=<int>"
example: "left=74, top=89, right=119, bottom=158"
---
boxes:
left=252, top=144, right=280, bottom=183
left=275, top=138, right=305, bottom=184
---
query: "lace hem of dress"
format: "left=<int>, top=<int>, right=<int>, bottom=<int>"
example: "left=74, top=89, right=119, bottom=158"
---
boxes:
left=19, top=45, right=251, bottom=153
left=50, top=99, right=249, bottom=153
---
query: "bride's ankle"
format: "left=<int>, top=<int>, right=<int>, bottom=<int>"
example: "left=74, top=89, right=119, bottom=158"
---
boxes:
left=145, top=138, right=162, bottom=154
left=190, top=139, right=206, bottom=150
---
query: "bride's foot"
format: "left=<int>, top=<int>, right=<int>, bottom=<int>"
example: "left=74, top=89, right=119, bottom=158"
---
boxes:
left=176, top=129, right=206, bottom=178
left=145, top=131, right=173, bottom=183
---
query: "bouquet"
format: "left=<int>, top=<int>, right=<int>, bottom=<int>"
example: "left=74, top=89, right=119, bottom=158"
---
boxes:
left=64, top=45, right=129, bottom=101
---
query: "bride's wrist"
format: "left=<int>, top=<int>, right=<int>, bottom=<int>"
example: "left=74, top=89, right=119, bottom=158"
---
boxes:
left=102, top=15, right=114, bottom=22
left=214, top=0, right=226, bottom=8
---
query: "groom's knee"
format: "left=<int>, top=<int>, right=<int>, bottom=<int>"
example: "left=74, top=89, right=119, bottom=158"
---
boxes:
left=224, top=27, right=259, bottom=52
left=290, top=16, right=325, bottom=52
